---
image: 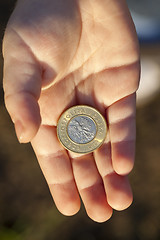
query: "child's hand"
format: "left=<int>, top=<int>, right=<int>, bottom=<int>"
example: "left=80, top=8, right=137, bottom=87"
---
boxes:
left=3, top=0, right=140, bottom=222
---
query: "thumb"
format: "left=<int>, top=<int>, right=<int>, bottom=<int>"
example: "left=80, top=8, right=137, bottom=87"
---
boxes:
left=3, top=28, right=42, bottom=143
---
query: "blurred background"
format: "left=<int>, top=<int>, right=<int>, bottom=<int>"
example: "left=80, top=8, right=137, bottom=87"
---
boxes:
left=0, top=0, right=160, bottom=239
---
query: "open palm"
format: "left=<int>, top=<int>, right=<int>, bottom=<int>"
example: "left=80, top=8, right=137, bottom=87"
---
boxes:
left=3, top=0, right=140, bottom=222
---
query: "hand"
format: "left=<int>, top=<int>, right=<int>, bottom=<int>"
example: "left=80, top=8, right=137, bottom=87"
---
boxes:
left=3, top=0, right=140, bottom=222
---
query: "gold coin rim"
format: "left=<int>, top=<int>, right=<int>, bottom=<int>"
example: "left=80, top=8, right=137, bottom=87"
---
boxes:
left=57, top=105, right=107, bottom=154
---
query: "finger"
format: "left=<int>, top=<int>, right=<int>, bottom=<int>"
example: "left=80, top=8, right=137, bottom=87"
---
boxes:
left=31, top=125, right=80, bottom=216
left=69, top=152, right=113, bottom=223
left=103, top=173, right=133, bottom=211
left=3, top=28, right=42, bottom=142
left=94, top=137, right=132, bottom=210
left=94, top=134, right=114, bottom=177
left=107, top=93, right=136, bottom=175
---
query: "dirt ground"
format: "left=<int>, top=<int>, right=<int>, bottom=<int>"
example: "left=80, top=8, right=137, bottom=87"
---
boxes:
left=0, top=1, right=160, bottom=240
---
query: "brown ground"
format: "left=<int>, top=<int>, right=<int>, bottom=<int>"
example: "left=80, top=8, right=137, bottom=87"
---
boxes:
left=0, top=1, right=160, bottom=240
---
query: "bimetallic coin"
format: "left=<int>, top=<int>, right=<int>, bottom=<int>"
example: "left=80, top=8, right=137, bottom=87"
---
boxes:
left=57, top=105, right=107, bottom=154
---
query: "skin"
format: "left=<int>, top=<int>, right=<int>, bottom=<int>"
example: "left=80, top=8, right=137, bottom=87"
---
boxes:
left=3, top=0, right=140, bottom=222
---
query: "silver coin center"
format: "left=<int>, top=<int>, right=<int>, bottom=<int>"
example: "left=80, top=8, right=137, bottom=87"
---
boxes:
left=67, top=115, right=97, bottom=144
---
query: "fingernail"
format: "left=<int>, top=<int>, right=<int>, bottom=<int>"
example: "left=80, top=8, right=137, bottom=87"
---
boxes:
left=15, top=120, right=25, bottom=143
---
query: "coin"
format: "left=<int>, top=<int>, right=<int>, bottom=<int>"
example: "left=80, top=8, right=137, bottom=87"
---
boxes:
left=57, top=105, right=107, bottom=154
